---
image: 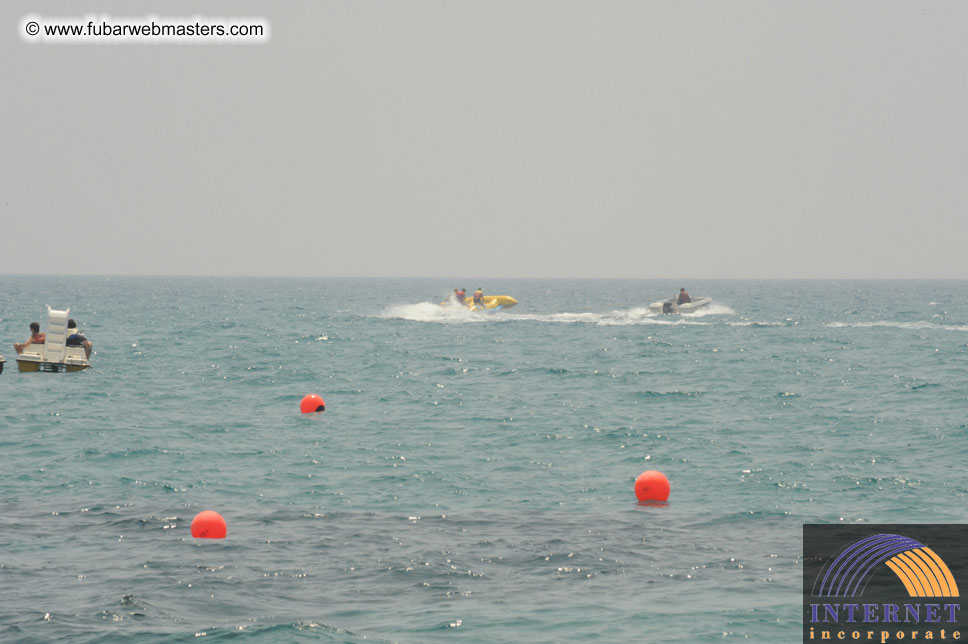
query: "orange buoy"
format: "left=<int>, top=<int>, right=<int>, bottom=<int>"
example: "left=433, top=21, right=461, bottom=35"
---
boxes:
left=300, top=394, right=325, bottom=414
left=191, top=511, right=227, bottom=539
left=634, top=470, right=670, bottom=502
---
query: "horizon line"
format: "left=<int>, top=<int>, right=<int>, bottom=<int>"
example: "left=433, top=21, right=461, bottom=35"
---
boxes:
left=1, top=274, right=967, bottom=281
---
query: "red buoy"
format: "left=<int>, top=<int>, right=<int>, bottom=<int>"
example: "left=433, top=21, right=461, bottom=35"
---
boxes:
left=300, top=394, right=325, bottom=414
left=191, top=511, right=227, bottom=539
left=634, top=470, right=670, bottom=502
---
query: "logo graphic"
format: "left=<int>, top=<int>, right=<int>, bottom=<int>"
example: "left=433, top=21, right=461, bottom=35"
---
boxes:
left=815, top=533, right=960, bottom=598
left=803, top=525, right=967, bottom=643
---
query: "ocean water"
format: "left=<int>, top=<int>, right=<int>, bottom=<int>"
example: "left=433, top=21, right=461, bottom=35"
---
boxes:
left=1, top=277, right=967, bottom=643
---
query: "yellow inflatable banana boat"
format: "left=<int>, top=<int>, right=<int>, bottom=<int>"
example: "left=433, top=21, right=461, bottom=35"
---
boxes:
left=440, top=295, right=518, bottom=312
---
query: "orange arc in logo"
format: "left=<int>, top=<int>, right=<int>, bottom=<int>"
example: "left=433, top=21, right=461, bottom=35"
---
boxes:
left=885, top=548, right=960, bottom=598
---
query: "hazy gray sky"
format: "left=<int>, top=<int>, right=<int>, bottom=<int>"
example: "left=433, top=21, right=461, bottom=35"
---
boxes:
left=4, top=1, right=967, bottom=278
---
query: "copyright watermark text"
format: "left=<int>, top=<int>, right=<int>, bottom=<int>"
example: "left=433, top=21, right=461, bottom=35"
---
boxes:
left=20, top=14, right=270, bottom=44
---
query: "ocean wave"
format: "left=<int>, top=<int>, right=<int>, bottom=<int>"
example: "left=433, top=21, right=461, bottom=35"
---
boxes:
left=826, top=320, right=968, bottom=332
left=728, top=320, right=790, bottom=328
left=635, top=390, right=703, bottom=398
left=59, top=621, right=380, bottom=643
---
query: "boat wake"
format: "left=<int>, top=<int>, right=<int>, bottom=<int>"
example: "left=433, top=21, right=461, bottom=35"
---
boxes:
left=504, top=303, right=736, bottom=326
left=382, top=302, right=505, bottom=323
left=679, top=303, right=735, bottom=317
left=510, top=308, right=661, bottom=326
left=382, top=302, right=735, bottom=326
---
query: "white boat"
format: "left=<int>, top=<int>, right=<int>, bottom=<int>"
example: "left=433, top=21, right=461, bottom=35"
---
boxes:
left=16, top=307, right=91, bottom=373
left=0, top=353, right=5, bottom=374
left=649, top=296, right=712, bottom=315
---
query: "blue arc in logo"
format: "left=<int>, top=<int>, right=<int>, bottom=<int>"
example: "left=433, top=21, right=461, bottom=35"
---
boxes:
left=816, top=534, right=926, bottom=597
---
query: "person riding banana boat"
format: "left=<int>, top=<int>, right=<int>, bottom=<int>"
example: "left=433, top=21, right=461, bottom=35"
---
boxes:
left=441, top=288, right=518, bottom=312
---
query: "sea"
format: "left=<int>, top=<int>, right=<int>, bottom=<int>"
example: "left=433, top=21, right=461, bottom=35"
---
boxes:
left=1, top=277, right=966, bottom=643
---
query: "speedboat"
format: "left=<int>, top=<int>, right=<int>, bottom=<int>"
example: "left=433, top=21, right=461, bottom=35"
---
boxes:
left=0, top=353, right=5, bottom=374
left=649, top=296, right=712, bottom=315
left=440, top=295, right=518, bottom=312
left=16, top=306, right=91, bottom=372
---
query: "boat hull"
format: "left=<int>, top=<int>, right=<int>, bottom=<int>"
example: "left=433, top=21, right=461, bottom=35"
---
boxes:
left=649, top=296, right=712, bottom=314
left=17, top=359, right=89, bottom=373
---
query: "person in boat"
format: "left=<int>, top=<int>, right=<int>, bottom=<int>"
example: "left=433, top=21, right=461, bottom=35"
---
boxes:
left=472, top=288, right=484, bottom=307
left=66, top=318, right=93, bottom=358
left=455, top=288, right=466, bottom=304
left=14, top=321, right=45, bottom=354
left=677, top=288, right=691, bottom=305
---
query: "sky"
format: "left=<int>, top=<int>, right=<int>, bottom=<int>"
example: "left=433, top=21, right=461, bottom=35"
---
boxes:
left=4, top=1, right=967, bottom=279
